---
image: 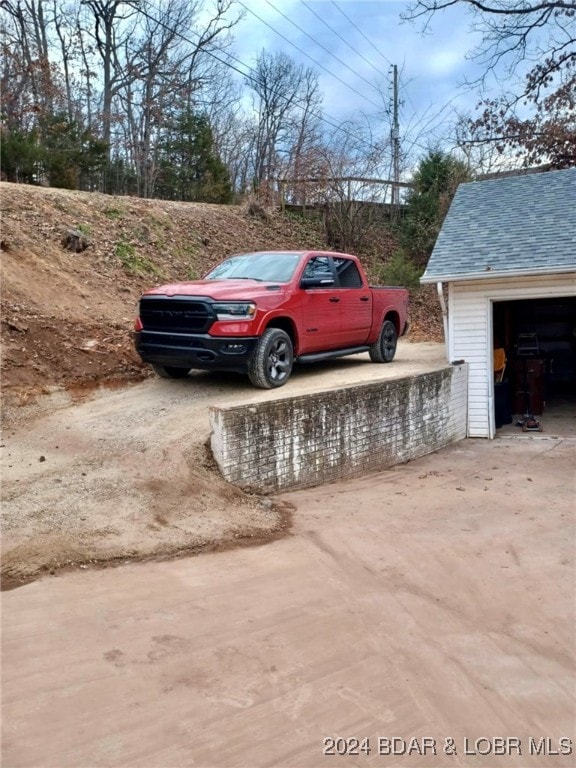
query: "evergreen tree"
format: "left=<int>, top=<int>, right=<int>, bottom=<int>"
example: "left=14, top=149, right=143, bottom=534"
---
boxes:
left=39, top=114, right=107, bottom=189
left=400, top=151, right=471, bottom=263
left=0, top=127, right=42, bottom=183
left=157, top=111, right=233, bottom=203
left=0, top=118, right=107, bottom=188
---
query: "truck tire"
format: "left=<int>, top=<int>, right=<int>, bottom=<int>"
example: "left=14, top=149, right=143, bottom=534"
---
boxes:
left=248, top=328, right=293, bottom=388
left=152, top=364, right=191, bottom=379
left=369, top=319, right=397, bottom=363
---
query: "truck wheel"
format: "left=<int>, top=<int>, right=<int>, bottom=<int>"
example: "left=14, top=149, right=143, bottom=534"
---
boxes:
left=248, top=329, right=293, bottom=388
left=152, top=364, right=191, bottom=379
left=369, top=319, right=397, bottom=363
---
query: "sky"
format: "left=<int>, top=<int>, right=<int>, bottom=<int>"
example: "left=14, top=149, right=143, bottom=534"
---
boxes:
left=229, top=0, right=512, bottom=156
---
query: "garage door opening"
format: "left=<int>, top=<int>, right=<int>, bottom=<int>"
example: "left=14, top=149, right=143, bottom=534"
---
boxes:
left=492, top=297, right=576, bottom=436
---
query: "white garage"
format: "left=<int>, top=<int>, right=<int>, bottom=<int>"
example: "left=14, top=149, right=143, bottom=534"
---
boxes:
left=421, top=168, right=576, bottom=438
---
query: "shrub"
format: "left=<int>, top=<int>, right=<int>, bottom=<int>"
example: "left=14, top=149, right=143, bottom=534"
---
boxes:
left=377, top=250, right=423, bottom=290
left=241, top=194, right=269, bottom=221
left=115, top=241, right=160, bottom=278
left=104, top=206, right=124, bottom=220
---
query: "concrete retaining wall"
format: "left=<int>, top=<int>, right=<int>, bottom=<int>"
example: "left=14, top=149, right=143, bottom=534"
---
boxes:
left=210, top=364, right=468, bottom=493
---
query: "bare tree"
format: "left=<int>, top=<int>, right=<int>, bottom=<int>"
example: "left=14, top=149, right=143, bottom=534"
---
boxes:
left=73, top=0, right=241, bottom=192
left=76, top=10, right=94, bottom=129
left=119, top=1, right=192, bottom=197
left=81, top=0, right=142, bottom=165
left=449, top=111, right=511, bottom=173
left=283, top=67, right=323, bottom=204
left=249, top=50, right=322, bottom=199
left=50, top=1, right=79, bottom=122
left=403, top=0, right=574, bottom=91
left=315, top=120, right=393, bottom=252
left=403, top=0, right=576, bottom=167
left=1, top=0, right=58, bottom=122
left=203, top=73, right=252, bottom=197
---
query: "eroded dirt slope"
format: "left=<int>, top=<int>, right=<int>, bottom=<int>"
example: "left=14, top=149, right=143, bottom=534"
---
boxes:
left=0, top=184, right=326, bottom=401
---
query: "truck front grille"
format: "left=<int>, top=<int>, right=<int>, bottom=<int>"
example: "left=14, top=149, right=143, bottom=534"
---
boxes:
left=139, top=297, right=214, bottom=333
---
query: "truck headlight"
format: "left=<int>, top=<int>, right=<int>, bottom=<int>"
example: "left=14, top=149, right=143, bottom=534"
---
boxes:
left=212, top=302, right=256, bottom=320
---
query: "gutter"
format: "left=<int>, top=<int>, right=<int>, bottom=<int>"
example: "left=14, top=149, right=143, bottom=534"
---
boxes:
left=436, top=282, right=450, bottom=361
left=420, top=265, right=576, bottom=285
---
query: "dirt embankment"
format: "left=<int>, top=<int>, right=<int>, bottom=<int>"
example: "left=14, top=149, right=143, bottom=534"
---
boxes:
left=1, top=183, right=442, bottom=411
left=0, top=184, right=322, bottom=403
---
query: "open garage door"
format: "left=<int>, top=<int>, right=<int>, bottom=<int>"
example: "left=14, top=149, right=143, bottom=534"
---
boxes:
left=493, top=297, right=576, bottom=436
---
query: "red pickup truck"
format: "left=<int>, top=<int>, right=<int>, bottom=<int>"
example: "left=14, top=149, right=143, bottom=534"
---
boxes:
left=134, top=250, right=409, bottom=388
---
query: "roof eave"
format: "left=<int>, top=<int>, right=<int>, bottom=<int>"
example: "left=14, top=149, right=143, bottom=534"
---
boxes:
left=420, top=265, right=576, bottom=284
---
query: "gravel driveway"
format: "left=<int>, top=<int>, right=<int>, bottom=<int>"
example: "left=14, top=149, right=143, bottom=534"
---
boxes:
left=2, top=342, right=447, bottom=586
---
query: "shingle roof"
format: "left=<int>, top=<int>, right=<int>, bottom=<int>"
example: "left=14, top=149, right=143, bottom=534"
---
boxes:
left=421, top=167, right=576, bottom=283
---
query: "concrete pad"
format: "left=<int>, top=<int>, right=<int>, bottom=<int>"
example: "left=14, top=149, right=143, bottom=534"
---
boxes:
left=2, top=438, right=575, bottom=767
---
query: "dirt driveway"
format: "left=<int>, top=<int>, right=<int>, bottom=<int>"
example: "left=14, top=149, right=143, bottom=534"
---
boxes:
left=1, top=341, right=447, bottom=587
left=2, top=438, right=574, bottom=767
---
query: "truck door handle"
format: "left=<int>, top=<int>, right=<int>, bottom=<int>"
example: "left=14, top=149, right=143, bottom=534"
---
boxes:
left=360, top=296, right=370, bottom=302
left=329, top=296, right=340, bottom=303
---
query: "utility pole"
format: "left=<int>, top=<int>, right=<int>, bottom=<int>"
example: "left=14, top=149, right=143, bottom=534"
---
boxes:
left=391, top=64, right=400, bottom=207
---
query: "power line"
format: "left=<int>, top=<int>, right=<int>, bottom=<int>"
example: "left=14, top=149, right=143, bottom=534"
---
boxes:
left=331, top=1, right=394, bottom=69
left=236, top=0, right=384, bottom=111
left=210, top=12, right=443, bottom=159
left=402, top=93, right=463, bottom=154
left=136, top=5, right=385, bottom=155
left=264, top=0, right=382, bottom=96
left=208, top=22, right=434, bottom=161
left=299, top=0, right=385, bottom=79
left=398, top=69, right=419, bottom=120
left=326, top=3, right=462, bottom=160
left=125, top=7, right=440, bottom=170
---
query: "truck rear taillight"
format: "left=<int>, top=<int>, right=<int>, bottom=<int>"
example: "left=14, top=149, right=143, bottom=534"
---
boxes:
left=134, top=316, right=143, bottom=331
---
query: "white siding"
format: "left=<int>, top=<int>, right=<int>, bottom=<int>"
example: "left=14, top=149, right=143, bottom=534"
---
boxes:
left=448, top=273, right=576, bottom=438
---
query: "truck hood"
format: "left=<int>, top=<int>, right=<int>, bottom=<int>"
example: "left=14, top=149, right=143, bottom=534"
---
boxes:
left=143, top=279, right=285, bottom=300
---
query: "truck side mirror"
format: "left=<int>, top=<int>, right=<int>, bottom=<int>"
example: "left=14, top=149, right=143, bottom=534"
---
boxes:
left=300, top=276, right=335, bottom=288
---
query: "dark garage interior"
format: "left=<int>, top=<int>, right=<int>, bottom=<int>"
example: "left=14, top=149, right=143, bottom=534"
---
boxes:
left=493, top=297, right=576, bottom=435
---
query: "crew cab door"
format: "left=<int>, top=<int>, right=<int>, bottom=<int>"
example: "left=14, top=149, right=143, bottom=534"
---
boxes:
left=332, top=256, right=373, bottom=345
left=298, top=255, right=341, bottom=352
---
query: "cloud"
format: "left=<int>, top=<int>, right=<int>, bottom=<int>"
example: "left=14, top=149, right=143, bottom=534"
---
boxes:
left=425, top=47, right=468, bottom=78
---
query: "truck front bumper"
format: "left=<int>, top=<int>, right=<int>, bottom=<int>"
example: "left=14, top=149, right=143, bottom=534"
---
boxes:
left=135, top=331, right=259, bottom=373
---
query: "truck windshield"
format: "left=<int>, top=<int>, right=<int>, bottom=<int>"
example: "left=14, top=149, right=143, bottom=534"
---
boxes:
left=204, top=252, right=302, bottom=283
